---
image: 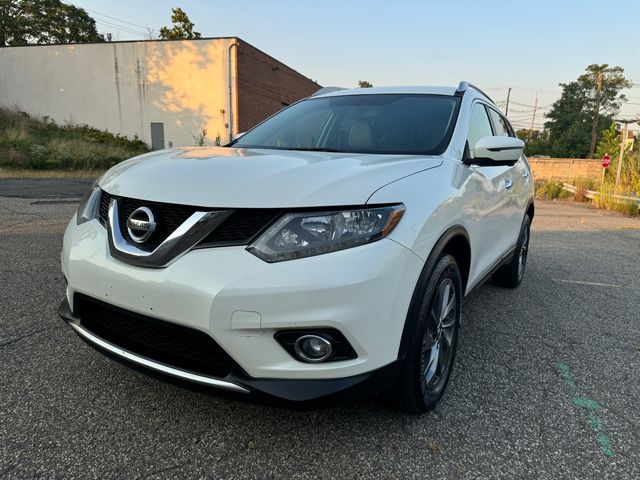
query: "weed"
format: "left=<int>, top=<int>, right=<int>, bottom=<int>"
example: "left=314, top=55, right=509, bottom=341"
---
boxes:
left=427, top=440, right=442, bottom=453
left=535, top=181, right=570, bottom=200
left=593, top=186, right=640, bottom=217
left=193, top=128, right=208, bottom=146
left=0, top=107, right=148, bottom=170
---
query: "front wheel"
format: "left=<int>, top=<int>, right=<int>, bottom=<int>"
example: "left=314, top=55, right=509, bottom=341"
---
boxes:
left=396, top=254, right=462, bottom=413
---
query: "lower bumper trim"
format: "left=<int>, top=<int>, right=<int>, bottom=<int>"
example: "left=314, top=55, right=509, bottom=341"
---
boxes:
left=60, top=300, right=249, bottom=394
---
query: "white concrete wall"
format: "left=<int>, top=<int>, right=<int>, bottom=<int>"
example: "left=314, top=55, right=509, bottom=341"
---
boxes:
left=0, top=38, right=237, bottom=148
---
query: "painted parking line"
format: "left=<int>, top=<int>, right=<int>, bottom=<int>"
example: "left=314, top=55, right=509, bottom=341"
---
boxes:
left=554, top=279, right=622, bottom=288
left=557, top=362, right=615, bottom=457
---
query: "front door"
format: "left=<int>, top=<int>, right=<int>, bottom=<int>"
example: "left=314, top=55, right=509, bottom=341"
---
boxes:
left=465, top=103, right=516, bottom=278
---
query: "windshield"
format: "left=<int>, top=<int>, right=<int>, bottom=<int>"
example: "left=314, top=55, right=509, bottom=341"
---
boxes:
left=232, top=94, right=461, bottom=155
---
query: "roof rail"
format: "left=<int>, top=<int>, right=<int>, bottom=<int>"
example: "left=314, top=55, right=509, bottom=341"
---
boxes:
left=311, top=86, right=346, bottom=97
left=455, top=81, right=495, bottom=105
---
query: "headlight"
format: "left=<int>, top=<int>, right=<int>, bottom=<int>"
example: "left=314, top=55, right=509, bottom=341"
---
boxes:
left=247, top=205, right=405, bottom=262
left=76, top=182, right=102, bottom=225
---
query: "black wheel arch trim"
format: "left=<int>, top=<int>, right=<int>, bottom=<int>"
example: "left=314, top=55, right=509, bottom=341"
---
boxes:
left=397, top=225, right=470, bottom=361
left=526, top=199, right=535, bottom=221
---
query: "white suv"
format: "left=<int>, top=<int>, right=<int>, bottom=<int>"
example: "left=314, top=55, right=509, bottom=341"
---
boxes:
left=59, top=82, right=534, bottom=413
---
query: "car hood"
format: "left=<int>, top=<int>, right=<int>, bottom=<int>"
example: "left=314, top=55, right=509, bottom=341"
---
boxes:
left=99, top=147, right=442, bottom=208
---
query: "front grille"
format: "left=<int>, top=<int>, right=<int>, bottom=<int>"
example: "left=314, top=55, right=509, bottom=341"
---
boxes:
left=99, top=190, right=280, bottom=249
left=199, top=209, right=280, bottom=246
left=75, top=294, right=236, bottom=378
left=98, top=191, right=111, bottom=227
left=120, top=196, right=197, bottom=248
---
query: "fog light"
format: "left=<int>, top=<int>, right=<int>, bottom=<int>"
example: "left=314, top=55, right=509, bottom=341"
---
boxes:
left=274, top=329, right=357, bottom=363
left=294, top=335, right=333, bottom=362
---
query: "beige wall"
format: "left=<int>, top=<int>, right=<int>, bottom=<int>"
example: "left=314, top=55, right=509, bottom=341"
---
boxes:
left=0, top=38, right=237, bottom=148
left=530, top=158, right=604, bottom=182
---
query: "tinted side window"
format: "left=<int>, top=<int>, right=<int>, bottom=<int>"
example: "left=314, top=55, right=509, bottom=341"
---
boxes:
left=467, top=104, right=493, bottom=153
left=487, top=108, right=511, bottom=137
left=505, top=119, right=515, bottom=137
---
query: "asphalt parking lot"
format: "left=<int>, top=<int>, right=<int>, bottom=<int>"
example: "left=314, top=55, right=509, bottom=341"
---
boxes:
left=1, top=179, right=639, bottom=479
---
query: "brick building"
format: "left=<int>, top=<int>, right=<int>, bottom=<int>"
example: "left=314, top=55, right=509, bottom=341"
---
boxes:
left=0, top=37, right=320, bottom=149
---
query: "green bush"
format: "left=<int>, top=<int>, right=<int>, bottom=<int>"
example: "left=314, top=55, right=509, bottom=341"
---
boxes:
left=593, top=186, right=640, bottom=217
left=0, top=108, right=148, bottom=170
left=573, top=177, right=597, bottom=191
left=535, top=181, right=571, bottom=200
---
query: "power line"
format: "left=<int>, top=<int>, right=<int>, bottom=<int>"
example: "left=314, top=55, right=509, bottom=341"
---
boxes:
left=506, top=108, right=549, bottom=114
left=62, top=1, right=149, bottom=37
left=508, top=116, right=545, bottom=123
left=85, top=9, right=149, bottom=30
left=511, top=123, right=544, bottom=128
left=485, top=86, right=561, bottom=94
left=92, top=17, right=147, bottom=35
left=93, top=18, right=148, bottom=37
left=509, top=118, right=546, bottom=124
left=94, top=20, right=147, bottom=38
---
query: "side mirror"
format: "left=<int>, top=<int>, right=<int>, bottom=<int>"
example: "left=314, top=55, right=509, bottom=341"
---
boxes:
left=471, top=136, right=524, bottom=164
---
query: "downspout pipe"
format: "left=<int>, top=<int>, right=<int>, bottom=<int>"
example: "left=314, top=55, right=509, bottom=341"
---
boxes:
left=228, top=40, right=240, bottom=143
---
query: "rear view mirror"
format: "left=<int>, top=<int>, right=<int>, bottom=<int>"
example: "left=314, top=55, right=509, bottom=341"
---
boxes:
left=471, top=136, right=524, bottom=164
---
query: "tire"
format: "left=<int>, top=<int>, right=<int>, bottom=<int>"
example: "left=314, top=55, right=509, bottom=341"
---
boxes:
left=395, top=254, right=462, bottom=414
left=493, top=215, right=531, bottom=288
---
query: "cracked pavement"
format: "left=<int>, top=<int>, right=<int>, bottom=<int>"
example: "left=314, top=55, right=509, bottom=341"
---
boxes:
left=1, top=181, right=639, bottom=479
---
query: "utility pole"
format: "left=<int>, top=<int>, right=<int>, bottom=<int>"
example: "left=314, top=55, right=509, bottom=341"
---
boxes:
left=528, top=91, right=538, bottom=142
left=589, top=71, right=603, bottom=158
left=505, top=87, right=512, bottom=116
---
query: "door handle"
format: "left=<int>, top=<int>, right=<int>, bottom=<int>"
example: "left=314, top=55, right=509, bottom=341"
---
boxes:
left=504, top=178, right=513, bottom=190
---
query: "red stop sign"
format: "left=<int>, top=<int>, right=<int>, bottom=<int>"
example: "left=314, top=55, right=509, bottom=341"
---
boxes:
left=602, top=154, right=611, bottom=168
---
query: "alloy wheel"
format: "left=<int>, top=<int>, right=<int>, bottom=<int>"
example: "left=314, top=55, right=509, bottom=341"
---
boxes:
left=421, top=278, right=457, bottom=392
left=518, top=226, right=529, bottom=280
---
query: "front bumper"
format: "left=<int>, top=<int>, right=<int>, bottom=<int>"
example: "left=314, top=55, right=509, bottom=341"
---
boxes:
left=61, top=216, right=423, bottom=400
left=59, top=297, right=403, bottom=403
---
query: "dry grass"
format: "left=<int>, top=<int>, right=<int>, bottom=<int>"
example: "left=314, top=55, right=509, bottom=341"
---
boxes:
left=535, top=179, right=639, bottom=217
left=1, top=124, right=30, bottom=144
left=0, top=168, right=105, bottom=179
left=46, top=137, right=135, bottom=170
left=535, top=181, right=571, bottom=200
left=0, top=107, right=147, bottom=171
left=593, top=187, right=640, bottom=216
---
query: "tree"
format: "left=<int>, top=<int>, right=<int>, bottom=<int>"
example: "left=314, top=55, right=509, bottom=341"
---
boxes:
left=544, top=64, right=631, bottom=158
left=516, top=129, right=550, bottom=156
left=596, top=123, right=640, bottom=190
left=144, top=27, right=158, bottom=40
left=358, top=80, right=373, bottom=88
left=595, top=123, right=620, bottom=161
left=159, top=7, right=201, bottom=40
left=0, top=0, right=103, bottom=47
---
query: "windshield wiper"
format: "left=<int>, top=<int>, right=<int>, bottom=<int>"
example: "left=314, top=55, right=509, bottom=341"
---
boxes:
left=278, top=147, right=341, bottom=153
left=232, top=145, right=343, bottom=153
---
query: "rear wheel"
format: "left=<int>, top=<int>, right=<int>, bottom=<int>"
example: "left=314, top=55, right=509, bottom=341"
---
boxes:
left=396, top=254, right=462, bottom=413
left=493, top=215, right=531, bottom=288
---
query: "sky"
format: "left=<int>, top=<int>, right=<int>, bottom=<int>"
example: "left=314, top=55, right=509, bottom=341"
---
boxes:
left=69, top=0, right=640, bottom=132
